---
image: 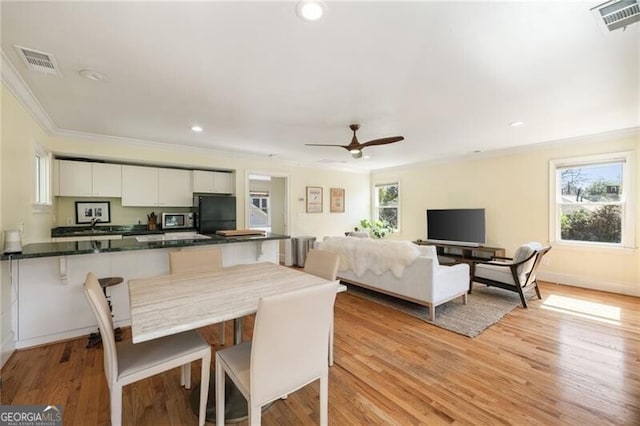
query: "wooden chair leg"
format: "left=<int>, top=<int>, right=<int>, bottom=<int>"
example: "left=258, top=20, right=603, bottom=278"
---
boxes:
left=534, top=281, right=542, bottom=299
left=199, top=352, right=210, bottom=426
left=516, top=286, right=528, bottom=308
left=215, top=358, right=225, bottom=426
left=110, top=385, right=123, bottom=426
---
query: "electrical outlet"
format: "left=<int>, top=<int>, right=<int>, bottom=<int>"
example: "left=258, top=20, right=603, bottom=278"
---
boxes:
left=67, top=217, right=72, bottom=225
left=542, top=257, right=551, bottom=266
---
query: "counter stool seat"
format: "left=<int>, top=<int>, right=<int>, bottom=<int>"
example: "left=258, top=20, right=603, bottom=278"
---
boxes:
left=87, top=276, right=124, bottom=348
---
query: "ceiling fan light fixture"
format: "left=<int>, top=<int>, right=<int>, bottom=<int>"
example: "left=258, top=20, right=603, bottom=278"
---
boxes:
left=297, top=0, right=325, bottom=21
left=351, top=151, right=363, bottom=159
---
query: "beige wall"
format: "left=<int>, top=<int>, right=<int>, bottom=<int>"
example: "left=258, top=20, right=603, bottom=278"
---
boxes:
left=372, top=130, right=640, bottom=296
left=1, top=83, right=57, bottom=362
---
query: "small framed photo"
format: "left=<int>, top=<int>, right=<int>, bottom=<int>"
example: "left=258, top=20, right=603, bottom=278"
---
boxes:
left=330, top=188, right=345, bottom=213
left=75, top=201, right=111, bottom=224
left=306, top=186, right=323, bottom=213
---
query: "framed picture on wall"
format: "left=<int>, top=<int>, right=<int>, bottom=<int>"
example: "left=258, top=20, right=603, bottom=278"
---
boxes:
left=330, top=188, right=345, bottom=213
left=306, top=186, right=323, bottom=213
left=75, top=201, right=111, bottom=224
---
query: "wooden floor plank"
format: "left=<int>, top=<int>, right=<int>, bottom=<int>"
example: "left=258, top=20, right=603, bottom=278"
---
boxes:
left=1, top=282, right=638, bottom=425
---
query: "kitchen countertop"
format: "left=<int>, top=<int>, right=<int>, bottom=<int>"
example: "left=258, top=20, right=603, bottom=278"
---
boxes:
left=50, top=224, right=183, bottom=238
left=1, top=232, right=289, bottom=261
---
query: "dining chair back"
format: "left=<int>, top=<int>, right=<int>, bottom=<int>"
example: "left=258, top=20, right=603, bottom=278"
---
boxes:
left=169, top=247, right=223, bottom=274
left=304, top=249, right=340, bottom=366
left=216, top=280, right=338, bottom=426
left=170, top=248, right=227, bottom=345
left=304, top=249, right=340, bottom=280
left=84, top=272, right=211, bottom=426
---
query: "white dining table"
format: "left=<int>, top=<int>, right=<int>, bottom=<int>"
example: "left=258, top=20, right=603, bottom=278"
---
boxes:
left=128, top=261, right=345, bottom=422
left=128, top=261, right=341, bottom=344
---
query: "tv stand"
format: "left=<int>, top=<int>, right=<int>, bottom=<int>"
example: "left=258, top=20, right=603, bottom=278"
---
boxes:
left=413, top=240, right=505, bottom=264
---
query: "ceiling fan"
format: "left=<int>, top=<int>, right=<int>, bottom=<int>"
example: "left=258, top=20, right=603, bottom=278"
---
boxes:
left=306, top=124, right=404, bottom=158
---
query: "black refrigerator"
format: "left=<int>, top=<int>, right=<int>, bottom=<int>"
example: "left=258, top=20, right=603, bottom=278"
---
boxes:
left=193, top=194, right=237, bottom=234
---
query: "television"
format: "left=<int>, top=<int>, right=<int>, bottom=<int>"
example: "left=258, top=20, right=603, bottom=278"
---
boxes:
left=426, top=208, right=486, bottom=247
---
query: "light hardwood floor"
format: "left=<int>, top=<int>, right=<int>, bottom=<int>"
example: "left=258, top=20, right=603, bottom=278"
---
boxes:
left=1, top=282, right=639, bottom=425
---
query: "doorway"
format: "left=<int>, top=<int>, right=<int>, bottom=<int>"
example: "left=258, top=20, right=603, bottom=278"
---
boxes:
left=246, top=172, right=289, bottom=263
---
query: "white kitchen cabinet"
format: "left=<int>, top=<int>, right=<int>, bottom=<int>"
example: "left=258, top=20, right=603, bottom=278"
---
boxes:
left=122, top=165, right=191, bottom=207
left=158, top=168, right=192, bottom=206
left=92, top=163, right=122, bottom=197
left=58, top=160, right=92, bottom=196
left=57, top=160, right=122, bottom=197
left=192, top=170, right=233, bottom=194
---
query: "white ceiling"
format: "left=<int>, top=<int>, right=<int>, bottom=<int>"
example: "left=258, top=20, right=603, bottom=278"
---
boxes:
left=1, top=1, right=638, bottom=171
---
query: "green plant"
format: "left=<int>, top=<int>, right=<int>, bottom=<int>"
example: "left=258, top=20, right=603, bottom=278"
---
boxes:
left=358, top=219, right=393, bottom=239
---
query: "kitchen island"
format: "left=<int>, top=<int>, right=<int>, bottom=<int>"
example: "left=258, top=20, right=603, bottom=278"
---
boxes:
left=2, top=233, right=289, bottom=349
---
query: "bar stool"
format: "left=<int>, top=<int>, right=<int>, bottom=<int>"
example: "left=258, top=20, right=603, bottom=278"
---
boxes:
left=87, top=276, right=123, bottom=348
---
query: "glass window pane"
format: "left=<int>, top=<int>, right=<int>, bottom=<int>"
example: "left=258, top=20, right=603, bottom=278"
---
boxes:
left=559, top=162, right=622, bottom=203
left=560, top=205, right=621, bottom=243
left=376, top=184, right=398, bottom=207
left=378, top=207, right=398, bottom=229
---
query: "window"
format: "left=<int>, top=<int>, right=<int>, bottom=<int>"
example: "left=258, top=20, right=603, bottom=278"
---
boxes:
left=550, top=152, right=634, bottom=247
left=249, top=193, right=270, bottom=227
left=374, top=182, right=399, bottom=230
left=33, top=142, right=51, bottom=206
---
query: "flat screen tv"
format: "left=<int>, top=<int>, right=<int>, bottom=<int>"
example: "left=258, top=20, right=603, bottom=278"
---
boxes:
left=426, top=208, right=486, bottom=247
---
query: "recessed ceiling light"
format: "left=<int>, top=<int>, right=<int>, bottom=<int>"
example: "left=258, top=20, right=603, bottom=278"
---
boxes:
left=191, top=125, right=203, bottom=132
left=297, top=0, right=325, bottom=21
left=79, top=69, right=105, bottom=81
left=509, top=121, right=524, bottom=127
left=363, top=155, right=371, bottom=159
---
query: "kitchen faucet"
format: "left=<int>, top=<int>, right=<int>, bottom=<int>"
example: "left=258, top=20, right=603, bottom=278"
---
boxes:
left=90, top=217, right=101, bottom=229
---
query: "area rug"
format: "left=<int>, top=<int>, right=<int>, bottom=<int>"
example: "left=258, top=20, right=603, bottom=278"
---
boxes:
left=346, top=284, right=535, bottom=338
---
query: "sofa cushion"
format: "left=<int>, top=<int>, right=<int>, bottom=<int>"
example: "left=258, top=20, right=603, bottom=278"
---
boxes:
left=513, top=242, right=542, bottom=275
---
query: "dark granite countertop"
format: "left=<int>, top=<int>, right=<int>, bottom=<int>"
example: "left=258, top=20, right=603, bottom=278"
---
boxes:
left=50, top=225, right=190, bottom=237
left=2, top=233, right=290, bottom=260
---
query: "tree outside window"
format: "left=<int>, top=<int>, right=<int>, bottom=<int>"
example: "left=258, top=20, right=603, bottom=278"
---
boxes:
left=552, top=153, right=631, bottom=246
left=374, top=183, right=399, bottom=230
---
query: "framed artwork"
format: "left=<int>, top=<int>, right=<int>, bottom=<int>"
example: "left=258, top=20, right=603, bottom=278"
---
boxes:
left=75, top=201, right=111, bottom=224
left=306, top=186, right=323, bottom=213
left=330, top=188, right=345, bottom=213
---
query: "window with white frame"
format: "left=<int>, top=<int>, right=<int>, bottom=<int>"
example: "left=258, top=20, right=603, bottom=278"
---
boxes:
left=550, top=152, right=634, bottom=247
left=249, top=192, right=270, bottom=227
left=374, top=182, right=399, bottom=230
left=33, top=142, right=51, bottom=206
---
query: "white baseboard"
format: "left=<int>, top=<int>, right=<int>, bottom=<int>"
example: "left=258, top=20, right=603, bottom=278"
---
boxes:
left=1, top=332, right=16, bottom=368
left=538, top=271, right=640, bottom=297
left=16, top=319, right=132, bottom=350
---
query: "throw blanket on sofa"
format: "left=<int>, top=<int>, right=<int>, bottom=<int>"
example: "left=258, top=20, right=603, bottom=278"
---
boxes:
left=318, top=237, right=420, bottom=278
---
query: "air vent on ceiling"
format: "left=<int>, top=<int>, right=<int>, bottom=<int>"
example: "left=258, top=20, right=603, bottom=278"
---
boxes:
left=591, top=0, right=640, bottom=32
left=14, top=45, right=60, bottom=75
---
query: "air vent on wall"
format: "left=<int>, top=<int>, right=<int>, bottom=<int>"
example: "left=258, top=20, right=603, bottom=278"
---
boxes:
left=14, top=45, right=60, bottom=75
left=591, top=0, right=640, bottom=32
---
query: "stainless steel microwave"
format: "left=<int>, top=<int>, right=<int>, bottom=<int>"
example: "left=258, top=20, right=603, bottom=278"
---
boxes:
left=161, top=212, right=194, bottom=229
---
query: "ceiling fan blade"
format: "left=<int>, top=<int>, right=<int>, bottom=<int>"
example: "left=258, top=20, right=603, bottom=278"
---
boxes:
left=305, top=143, right=349, bottom=148
left=360, top=136, right=404, bottom=148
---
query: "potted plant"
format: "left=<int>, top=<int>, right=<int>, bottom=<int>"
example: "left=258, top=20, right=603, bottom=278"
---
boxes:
left=358, top=219, right=393, bottom=239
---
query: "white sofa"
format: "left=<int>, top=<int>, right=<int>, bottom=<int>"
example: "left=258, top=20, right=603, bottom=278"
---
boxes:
left=316, top=237, right=469, bottom=321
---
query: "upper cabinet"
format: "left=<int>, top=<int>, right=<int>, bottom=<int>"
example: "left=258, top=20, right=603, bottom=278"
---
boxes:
left=58, top=160, right=122, bottom=197
left=192, top=170, right=234, bottom=194
left=122, top=165, right=192, bottom=207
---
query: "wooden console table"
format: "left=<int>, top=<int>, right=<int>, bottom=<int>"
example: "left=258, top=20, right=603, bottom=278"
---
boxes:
left=413, top=240, right=505, bottom=265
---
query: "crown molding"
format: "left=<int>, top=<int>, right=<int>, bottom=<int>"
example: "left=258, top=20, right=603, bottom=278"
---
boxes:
left=374, top=126, right=640, bottom=174
left=0, top=49, right=57, bottom=134
left=55, top=128, right=370, bottom=175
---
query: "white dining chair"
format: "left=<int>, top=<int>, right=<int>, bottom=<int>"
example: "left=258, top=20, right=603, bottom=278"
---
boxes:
left=169, top=248, right=228, bottom=345
left=215, top=281, right=338, bottom=426
left=83, top=272, right=211, bottom=426
left=304, top=249, right=340, bottom=366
